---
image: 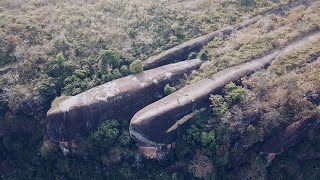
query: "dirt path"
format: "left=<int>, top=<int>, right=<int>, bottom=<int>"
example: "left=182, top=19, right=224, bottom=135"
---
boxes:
left=142, top=0, right=316, bottom=70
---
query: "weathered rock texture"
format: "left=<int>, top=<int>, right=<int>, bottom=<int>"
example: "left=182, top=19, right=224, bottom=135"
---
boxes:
left=261, top=113, right=320, bottom=154
left=142, top=0, right=314, bottom=70
left=142, top=17, right=260, bottom=70
left=130, top=31, right=320, bottom=146
left=47, top=59, right=202, bottom=142
left=130, top=51, right=280, bottom=146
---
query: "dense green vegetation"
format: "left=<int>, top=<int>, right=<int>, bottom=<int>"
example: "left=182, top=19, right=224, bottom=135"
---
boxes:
left=1, top=0, right=320, bottom=179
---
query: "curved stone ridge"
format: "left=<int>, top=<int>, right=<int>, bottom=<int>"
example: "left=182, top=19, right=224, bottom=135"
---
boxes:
left=142, top=17, right=260, bottom=70
left=47, top=59, right=202, bottom=142
left=130, top=51, right=280, bottom=146
left=142, top=0, right=313, bottom=70
left=130, top=31, right=320, bottom=146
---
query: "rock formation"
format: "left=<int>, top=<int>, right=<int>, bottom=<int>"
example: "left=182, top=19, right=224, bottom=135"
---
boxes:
left=142, top=0, right=313, bottom=70
left=130, top=51, right=281, bottom=146
left=130, top=31, right=320, bottom=147
left=261, top=113, right=320, bottom=154
left=142, top=17, right=260, bottom=70
left=47, top=59, right=202, bottom=142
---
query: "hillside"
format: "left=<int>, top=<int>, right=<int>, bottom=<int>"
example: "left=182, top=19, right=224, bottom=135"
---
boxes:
left=0, top=0, right=319, bottom=179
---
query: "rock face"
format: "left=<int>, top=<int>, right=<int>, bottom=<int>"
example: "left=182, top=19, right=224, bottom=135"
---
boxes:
left=47, top=59, right=202, bottom=142
left=261, top=113, right=320, bottom=154
left=141, top=0, right=312, bottom=70
left=142, top=17, right=260, bottom=70
left=130, top=51, right=281, bottom=146
left=130, top=31, right=320, bottom=146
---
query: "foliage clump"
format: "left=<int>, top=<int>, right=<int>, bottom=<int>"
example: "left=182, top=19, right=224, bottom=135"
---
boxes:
left=90, top=120, right=120, bottom=150
left=210, top=95, right=228, bottom=116
left=129, top=60, right=143, bottom=74
left=225, top=82, right=246, bottom=103
left=98, top=49, right=121, bottom=73
left=164, top=84, right=176, bottom=95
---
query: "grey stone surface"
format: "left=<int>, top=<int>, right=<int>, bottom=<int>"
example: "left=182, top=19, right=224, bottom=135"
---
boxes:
left=130, top=31, right=320, bottom=146
left=130, top=51, right=280, bottom=146
left=141, top=0, right=313, bottom=70
left=47, top=59, right=202, bottom=142
left=142, top=17, right=260, bottom=70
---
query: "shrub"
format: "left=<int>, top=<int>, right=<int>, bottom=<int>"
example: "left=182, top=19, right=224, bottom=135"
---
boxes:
left=129, top=60, right=143, bottom=74
left=225, top=82, right=246, bottom=103
left=35, top=75, right=58, bottom=104
left=0, top=34, right=16, bottom=67
left=188, top=52, right=197, bottom=59
left=240, top=0, right=256, bottom=8
left=164, top=84, right=176, bottom=95
left=111, top=69, right=122, bottom=79
left=210, top=95, right=228, bottom=116
left=197, top=49, right=208, bottom=60
left=56, top=53, right=65, bottom=63
left=119, top=65, right=129, bottom=76
left=201, top=130, right=216, bottom=147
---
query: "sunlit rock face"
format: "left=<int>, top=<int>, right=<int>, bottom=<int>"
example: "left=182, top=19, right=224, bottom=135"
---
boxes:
left=130, top=51, right=281, bottom=146
left=47, top=59, right=202, bottom=142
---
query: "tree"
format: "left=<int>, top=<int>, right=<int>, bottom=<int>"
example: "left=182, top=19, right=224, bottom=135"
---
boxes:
left=225, top=82, right=246, bottom=103
left=98, top=49, right=121, bottom=73
left=90, top=120, right=120, bottom=150
left=210, top=95, right=228, bottom=116
left=240, top=0, right=256, bottom=8
left=74, top=67, right=89, bottom=80
left=35, top=75, right=58, bottom=104
left=201, top=130, right=216, bottom=147
left=129, top=60, right=143, bottom=74
left=188, top=151, right=215, bottom=179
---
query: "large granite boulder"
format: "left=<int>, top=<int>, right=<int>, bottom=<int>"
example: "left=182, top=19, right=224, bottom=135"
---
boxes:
left=130, top=51, right=281, bottom=146
left=141, top=0, right=310, bottom=70
left=47, top=59, right=202, bottom=142
left=142, top=17, right=260, bottom=70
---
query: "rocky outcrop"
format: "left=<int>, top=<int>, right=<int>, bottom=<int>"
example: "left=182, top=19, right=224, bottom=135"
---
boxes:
left=142, top=0, right=314, bottom=70
left=261, top=113, right=320, bottom=154
left=130, top=51, right=281, bottom=146
left=130, top=31, right=320, bottom=146
left=142, top=17, right=260, bottom=70
left=47, top=59, right=202, bottom=142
